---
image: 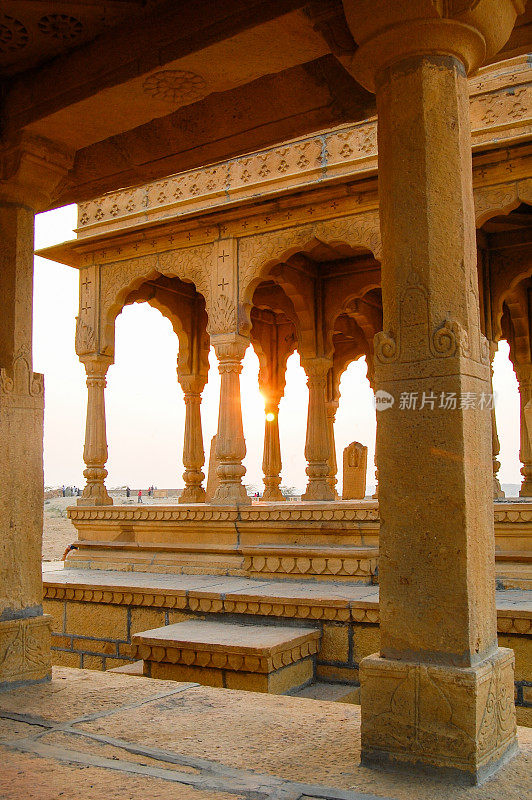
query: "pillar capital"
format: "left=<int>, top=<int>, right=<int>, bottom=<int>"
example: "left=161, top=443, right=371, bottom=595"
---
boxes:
left=178, top=372, right=207, bottom=396
left=80, top=353, right=113, bottom=379
left=300, top=356, right=333, bottom=381
left=0, top=133, right=73, bottom=211
left=341, top=0, right=524, bottom=91
left=211, top=334, right=248, bottom=365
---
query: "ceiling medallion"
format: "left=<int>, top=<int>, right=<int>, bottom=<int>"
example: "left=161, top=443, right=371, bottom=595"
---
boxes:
left=38, top=14, right=83, bottom=42
left=0, top=15, right=29, bottom=53
left=143, top=70, right=207, bottom=103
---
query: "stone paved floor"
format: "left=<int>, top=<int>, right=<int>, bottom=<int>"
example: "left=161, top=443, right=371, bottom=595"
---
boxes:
left=0, top=668, right=530, bottom=800
left=42, top=567, right=532, bottom=612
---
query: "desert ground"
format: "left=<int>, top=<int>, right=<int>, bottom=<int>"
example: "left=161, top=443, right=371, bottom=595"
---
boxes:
left=43, top=493, right=180, bottom=561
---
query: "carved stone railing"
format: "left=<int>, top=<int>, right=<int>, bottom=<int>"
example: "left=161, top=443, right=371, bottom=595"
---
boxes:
left=76, top=55, right=531, bottom=239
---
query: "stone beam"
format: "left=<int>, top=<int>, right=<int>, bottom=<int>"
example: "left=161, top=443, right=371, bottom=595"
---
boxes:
left=48, top=56, right=375, bottom=208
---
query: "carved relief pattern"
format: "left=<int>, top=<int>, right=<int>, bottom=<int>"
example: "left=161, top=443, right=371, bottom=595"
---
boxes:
left=208, top=294, right=237, bottom=335
left=362, top=650, right=516, bottom=769
left=375, top=273, right=484, bottom=366
left=0, top=15, right=29, bottom=52
left=143, top=70, right=206, bottom=103
left=37, top=14, right=83, bottom=41
left=0, top=346, right=44, bottom=400
left=0, top=618, right=50, bottom=683
left=474, top=183, right=519, bottom=224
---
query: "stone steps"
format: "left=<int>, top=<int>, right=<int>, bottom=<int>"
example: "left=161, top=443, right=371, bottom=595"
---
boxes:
left=131, top=619, right=321, bottom=694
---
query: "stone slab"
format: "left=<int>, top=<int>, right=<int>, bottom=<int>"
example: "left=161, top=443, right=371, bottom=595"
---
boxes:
left=132, top=619, right=320, bottom=657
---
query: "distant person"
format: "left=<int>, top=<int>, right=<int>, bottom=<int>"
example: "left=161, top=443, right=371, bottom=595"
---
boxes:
left=126, top=486, right=130, bottom=498
left=62, top=485, right=65, bottom=497
left=138, top=490, right=143, bottom=504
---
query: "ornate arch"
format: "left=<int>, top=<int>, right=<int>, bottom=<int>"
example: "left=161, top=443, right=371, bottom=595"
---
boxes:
left=474, top=179, right=531, bottom=227
left=237, top=210, right=382, bottom=340
left=99, top=243, right=213, bottom=357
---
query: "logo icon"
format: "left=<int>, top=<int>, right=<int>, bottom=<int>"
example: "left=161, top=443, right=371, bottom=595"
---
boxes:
left=375, top=390, right=395, bottom=411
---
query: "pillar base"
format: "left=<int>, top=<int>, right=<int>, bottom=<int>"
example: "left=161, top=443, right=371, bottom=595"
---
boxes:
left=77, top=494, right=113, bottom=507
left=302, top=480, right=336, bottom=502
left=519, top=480, right=532, bottom=498
left=211, top=483, right=250, bottom=506
left=0, top=614, right=52, bottom=690
left=179, top=486, right=207, bottom=504
left=360, top=648, right=517, bottom=785
left=261, top=487, right=285, bottom=502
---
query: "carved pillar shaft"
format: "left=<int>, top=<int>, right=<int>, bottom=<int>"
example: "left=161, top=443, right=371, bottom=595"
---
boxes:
left=326, top=400, right=339, bottom=498
left=342, top=2, right=520, bottom=780
left=301, top=358, right=335, bottom=501
left=489, top=343, right=504, bottom=499
left=0, top=135, right=72, bottom=689
left=0, top=201, right=50, bottom=678
left=212, top=337, right=249, bottom=505
left=178, top=374, right=206, bottom=504
left=78, top=356, right=113, bottom=506
left=516, top=363, right=532, bottom=496
left=261, top=394, right=284, bottom=502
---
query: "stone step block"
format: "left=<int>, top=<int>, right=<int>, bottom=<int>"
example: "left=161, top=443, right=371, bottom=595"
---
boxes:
left=132, top=619, right=321, bottom=694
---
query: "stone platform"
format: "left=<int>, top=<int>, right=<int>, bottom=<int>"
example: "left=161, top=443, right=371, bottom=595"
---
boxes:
left=0, top=667, right=531, bottom=799
left=132, top=619, right=320, bottom=691
left=42, top=567, right=532, bottom=726
left=65, top=501, right=532, bottom=589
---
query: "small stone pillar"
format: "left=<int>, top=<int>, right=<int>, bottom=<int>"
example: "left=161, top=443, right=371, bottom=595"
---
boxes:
left=261, top=391, right=284, bottom=502
left=516, top=364, right=532, bottom=497
left=205, top=435, right=220, bottom=502
left=178, top=373, right=207, bottom=503
left=78, top=355, right=113, bottom=506
left=301, top=358, right=336, bottom=501
left=211, top=335, right=250, bottom=505
left=490, top=343, right=504, bottom=499
left=326, top=400, right=340, bottom=499
left=342, top=442, right=367, bottom=500
left=343, top=0, right=520, bottom=782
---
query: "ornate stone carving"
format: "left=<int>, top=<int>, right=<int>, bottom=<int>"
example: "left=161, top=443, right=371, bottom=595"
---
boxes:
left=0, top=15, right=29, bottom=53
left=0, top=346, right=44, bottom=400
left=208, top=294, right=238, bottom=335
left=474, top=183, right=519, bottom=225
left=361, top=648, right=516, bottom=777
left=0, top=616, right=51, bottom=686
left=143, top=70, right=206, bottom=103
left=75, top=317, right=96, bottom=356
left=37, top=14, right=83, bottom=41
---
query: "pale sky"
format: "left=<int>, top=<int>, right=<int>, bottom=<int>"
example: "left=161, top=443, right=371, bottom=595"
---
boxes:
left=34, top=206, right=522, bottom=494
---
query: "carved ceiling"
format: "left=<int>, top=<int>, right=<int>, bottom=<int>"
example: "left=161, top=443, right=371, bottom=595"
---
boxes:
left=0, top=1, right=159, bottom=76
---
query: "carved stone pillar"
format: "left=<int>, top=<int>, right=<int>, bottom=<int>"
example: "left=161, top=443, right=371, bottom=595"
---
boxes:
left=301, top=358, right=335, bottom=501
left=342, top=0, right=520, bottom=782
left=261, top=390, right=284, bottom=502
left=211, top=336, right=250, bottom=505
left=326, top=399, right=339, bottom=498
left=178, top=373, right=207, bottom=503
left=78, top=356, right=113, bottom=506
left=516, top=363, right=532, bottom=497
left=0, top=134, right=72, bottom=689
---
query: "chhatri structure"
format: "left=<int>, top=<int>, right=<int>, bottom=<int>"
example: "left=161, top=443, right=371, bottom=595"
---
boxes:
left=2, top=0, right=532, bottom=790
